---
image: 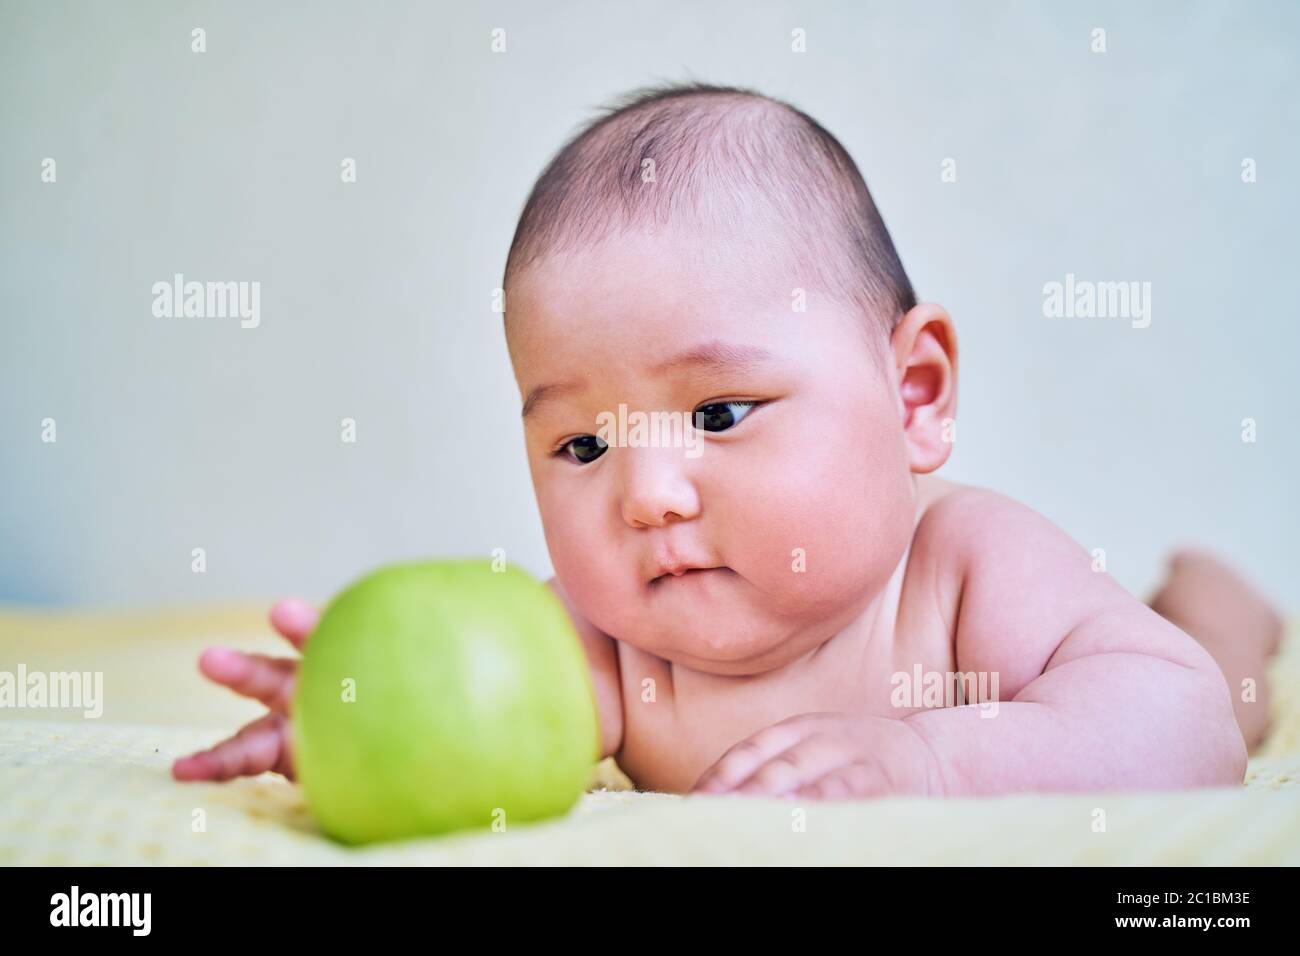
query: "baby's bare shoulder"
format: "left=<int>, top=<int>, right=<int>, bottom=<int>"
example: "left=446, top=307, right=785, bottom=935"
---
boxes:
left=914, top=480, right=1069, bottom=549
left=911, top=482, right=1141, bottom=696
left=914, top=481, right=1102, bottom=584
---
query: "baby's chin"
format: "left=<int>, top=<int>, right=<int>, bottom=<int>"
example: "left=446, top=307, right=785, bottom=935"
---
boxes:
left=653, top=621, right=822, bottom=676
left=614, top=569, right=830, bottom=674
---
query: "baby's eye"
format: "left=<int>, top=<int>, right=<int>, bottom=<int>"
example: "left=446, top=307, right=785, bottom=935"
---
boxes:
left=693, top=401, right=759, bottom=433
left=557, top=434, right=608, bottom=465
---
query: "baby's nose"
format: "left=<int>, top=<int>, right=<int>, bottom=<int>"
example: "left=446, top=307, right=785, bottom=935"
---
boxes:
left=618, top=446, right=702, bottom=528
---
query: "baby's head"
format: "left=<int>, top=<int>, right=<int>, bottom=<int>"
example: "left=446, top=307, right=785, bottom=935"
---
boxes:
left=502, top=84, right=957, bottom=675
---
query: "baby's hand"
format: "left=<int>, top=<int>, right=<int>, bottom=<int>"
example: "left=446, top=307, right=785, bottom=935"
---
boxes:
left=171, top=599, right=318, bottom=782
left=691, top=712, right=940, bottom=800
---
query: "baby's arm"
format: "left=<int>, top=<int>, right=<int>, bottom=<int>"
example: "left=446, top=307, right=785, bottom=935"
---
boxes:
left=905, top=490, right=1247, bottom=795
left=546, top=577, right=625, bottom=761
left=693, top=489, right=1247, bottom=798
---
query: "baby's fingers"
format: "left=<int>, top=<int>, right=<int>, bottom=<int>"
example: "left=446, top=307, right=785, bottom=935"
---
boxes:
left=792, top=762, right=890, bottom=801
left=732, top=735, right=853, bottom=797
left=692, top=720, right=811, bottom=794
left=269, top=598, right=318, bottom=650
left=198, top=647, right=297, bottom=714
left=171, top=713, right=294, bottom=782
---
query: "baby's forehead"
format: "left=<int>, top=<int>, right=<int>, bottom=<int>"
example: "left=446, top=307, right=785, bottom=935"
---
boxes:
left=508, top=244, right=871, bottom=385
left=513, top=226, right=812, bottom=317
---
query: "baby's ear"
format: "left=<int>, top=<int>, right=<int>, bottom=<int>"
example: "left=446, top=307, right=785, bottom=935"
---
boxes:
left=890, top=303, right=958, bottom=474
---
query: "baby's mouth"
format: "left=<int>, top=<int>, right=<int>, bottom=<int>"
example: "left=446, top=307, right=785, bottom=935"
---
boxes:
left=649, top=566, right=731, bottom=586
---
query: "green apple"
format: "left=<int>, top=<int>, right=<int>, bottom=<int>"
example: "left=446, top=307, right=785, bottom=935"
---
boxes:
left=292, top=560, right=599, bottom=844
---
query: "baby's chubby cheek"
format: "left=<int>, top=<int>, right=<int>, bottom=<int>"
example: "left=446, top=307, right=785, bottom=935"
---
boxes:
left=718, top=403, right=916, bottom=625
left=535, top=494, right=632, bottom=604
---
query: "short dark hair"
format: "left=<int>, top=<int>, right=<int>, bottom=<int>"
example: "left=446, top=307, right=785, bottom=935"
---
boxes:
left=503, top=81, right=916, bottom=337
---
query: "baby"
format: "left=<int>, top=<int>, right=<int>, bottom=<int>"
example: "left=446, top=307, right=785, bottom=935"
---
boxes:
left=174, top=83, right=1283, bottom=799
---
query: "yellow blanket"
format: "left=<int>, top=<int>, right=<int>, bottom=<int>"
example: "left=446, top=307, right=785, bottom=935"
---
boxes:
left=3, top=607, right=1298, bottom=865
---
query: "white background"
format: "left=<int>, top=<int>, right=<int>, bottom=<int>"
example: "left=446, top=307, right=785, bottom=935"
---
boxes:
left=2, top=1, right=1295, bottom=609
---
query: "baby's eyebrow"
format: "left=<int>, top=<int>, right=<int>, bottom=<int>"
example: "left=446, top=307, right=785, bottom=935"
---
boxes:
left=521, top=381, right=584, bottom=420
left=521, top=340, right=775, bottom=420
left=650, top=340, right=776, bottom=375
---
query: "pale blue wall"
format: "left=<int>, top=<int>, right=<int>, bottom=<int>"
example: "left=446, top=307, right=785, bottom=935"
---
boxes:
left=2, top=0, right=1296, bottom=607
